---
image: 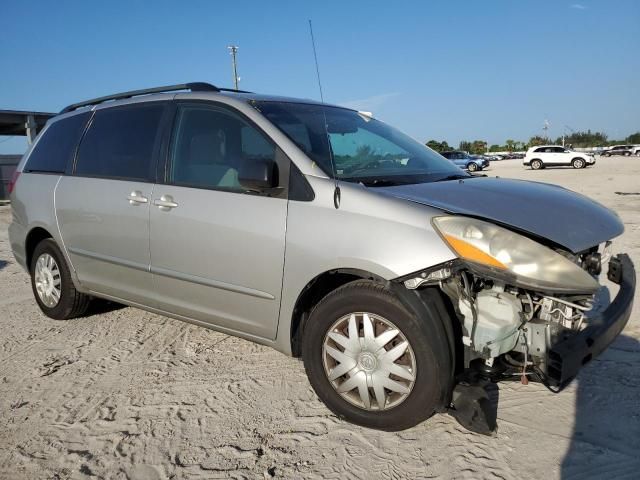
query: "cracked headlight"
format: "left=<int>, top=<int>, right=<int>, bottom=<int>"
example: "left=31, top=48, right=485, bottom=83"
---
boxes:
left=432, top=216, right=599, bottom=294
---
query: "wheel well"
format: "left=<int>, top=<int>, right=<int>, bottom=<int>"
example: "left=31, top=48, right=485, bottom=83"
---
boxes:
left=290, top=269, right=385, bottom=357
left=25, top=227, right=53, bottom=269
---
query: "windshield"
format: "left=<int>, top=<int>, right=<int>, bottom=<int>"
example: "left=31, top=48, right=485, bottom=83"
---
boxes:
left=253, top=101, right=467, bottom=186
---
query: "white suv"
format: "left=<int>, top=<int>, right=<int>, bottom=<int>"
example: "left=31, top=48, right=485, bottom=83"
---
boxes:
left=523, top=145, right=596, bottom=170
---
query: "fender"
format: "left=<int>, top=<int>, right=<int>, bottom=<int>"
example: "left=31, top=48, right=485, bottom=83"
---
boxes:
left=389, top=283, right=458, bottom=411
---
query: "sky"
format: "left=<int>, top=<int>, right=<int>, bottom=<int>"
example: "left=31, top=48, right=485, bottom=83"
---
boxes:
left=1, top=0, right=639, bottom=154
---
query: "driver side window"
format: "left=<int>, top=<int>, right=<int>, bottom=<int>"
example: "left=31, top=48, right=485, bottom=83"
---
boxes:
left=169, top=105, right=276, bottom=191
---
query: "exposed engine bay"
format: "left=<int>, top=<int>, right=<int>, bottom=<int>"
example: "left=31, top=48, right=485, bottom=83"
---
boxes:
left=406, top=240, right=616, bottom=389
left=448, top=270, right=598, bottom=386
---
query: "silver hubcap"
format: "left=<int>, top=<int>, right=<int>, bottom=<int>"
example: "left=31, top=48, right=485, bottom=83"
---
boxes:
left=34, top=253, right=61, bottom=308
left=322, top=312, right=417, bottom=411
left=575, top=160, right=583, bottom=168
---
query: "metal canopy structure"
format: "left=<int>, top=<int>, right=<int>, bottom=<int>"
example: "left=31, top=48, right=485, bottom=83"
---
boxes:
left=0, top=109, right=55, bottom=143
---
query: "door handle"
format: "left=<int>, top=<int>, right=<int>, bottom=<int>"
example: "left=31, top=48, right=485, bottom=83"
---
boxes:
left=128, top=191, right=148, bottom=205
left=154, top=195, right=178, bottom=211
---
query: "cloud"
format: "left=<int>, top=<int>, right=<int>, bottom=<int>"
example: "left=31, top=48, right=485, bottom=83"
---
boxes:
left=570, top=3, right=587, bottom=9
left=341, top=92, right=400, bottom=112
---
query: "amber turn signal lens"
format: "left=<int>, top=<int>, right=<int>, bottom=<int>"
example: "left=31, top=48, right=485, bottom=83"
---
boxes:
left=443, top=234, right=507, bottom=270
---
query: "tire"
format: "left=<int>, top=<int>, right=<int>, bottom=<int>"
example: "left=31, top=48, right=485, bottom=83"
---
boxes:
left=571, top=158, right=585, bottom=169
left=467, top=162, right=478, bottom=172
left=624, top=152, right=630, bottom=156
left=302, top=280, right=447, bottom=431
left=530, top=159, right=543, bottom=170
left=603, top=152, right=610, bottom=157
left=30, top=238, right=91, bottom=320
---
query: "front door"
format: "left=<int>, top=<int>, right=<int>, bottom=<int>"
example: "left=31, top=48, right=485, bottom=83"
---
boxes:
left=149, top=103, right=288, bottom=339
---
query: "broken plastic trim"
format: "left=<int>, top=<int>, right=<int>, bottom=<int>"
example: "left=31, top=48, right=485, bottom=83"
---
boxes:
left=395, top=260, right=460, bottom=290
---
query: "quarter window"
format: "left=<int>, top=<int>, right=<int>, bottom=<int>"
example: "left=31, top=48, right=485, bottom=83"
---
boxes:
left=75, top=103, right=165, bottom=181
left=169, top=105, right=276, bottom=190
left=24, top=112, right=90, bottom=173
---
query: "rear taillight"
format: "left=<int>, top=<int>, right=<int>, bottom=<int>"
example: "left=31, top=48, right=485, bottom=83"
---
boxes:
left=7, top=170, right=20, bottom=195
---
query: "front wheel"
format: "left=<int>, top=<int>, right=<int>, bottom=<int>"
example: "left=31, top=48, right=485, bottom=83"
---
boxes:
left=302, top=280, right=446, bottom=431
left=467, top=162, right=479, bottom=172
left=572, top=158, right=585, bottom=169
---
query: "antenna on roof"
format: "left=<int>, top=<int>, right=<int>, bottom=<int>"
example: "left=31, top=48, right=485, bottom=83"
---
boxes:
left=227, top=45, right=240, bottom=90
left=309, top=20, right=340, bottom=209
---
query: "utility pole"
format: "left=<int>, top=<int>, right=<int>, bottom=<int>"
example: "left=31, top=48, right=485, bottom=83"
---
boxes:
left=563, top=125, right=575, bottom=148
left=227, top=45, right=239, bottom=90
left=543, top=119, right=550, bottom=142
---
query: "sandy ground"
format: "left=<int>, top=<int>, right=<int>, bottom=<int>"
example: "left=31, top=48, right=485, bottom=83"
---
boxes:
left=0, top=156, right=639, bottom=480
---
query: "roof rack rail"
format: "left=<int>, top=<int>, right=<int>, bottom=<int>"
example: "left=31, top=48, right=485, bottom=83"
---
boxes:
left=59, top=82, right=220, bottom=114
left=218, top=87, right=254, bottom=94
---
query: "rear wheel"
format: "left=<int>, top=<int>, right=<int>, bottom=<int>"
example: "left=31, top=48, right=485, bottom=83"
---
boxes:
left=530, top=159, right=543, bottom=170
left=624, top=152, right=631, bottom=156
left=302, top=280, right=447, bottom=431
left=571, top=158, right=585, bottom=169
left=30, top=239, right=91, bottom=319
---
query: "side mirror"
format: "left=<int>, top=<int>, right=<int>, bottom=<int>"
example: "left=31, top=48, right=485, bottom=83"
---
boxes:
left=238, top=160, right=279, bottom=191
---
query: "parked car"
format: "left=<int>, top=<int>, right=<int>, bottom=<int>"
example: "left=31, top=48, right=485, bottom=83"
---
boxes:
left=440, top=151, right=489, bottom=172
left=8, top=83, right=635, bottom=434
left=523, top=145, right=596, bottom=170
left=601, top=145, right=635, bottom=157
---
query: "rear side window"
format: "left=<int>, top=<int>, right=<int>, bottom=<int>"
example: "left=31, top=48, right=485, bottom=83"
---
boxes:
left=24, top=113, right=90, bottom=173
left=75, top=103, right=165, bottom=181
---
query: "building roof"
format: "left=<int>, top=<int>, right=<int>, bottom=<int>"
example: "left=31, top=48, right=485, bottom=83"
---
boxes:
left=0, top=110, right=55, bottom=136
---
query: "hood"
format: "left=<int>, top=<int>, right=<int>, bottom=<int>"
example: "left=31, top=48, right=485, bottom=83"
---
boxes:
left=377, top=177, right=623, bottom=253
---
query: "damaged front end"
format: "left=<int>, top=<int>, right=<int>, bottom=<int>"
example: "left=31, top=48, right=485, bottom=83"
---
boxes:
left=400, top=216, right=636, bottom=434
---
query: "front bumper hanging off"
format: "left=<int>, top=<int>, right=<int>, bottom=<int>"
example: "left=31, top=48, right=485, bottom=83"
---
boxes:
left=545, top=253, right=636, bottom=388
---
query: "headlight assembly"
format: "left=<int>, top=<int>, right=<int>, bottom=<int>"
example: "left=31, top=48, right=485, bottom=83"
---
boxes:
left=432, top=216, right=599, bottom=294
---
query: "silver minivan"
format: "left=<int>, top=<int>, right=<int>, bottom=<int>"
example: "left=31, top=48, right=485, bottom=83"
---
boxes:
left=8, top=83, right=635, bottom=433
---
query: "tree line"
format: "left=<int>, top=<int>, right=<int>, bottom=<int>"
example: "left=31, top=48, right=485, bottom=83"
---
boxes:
left=426, top=130, right=640, bottom=153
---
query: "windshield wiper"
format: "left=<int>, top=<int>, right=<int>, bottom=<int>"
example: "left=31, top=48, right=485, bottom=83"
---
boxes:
left=433, top=174, right=471, bottom=182
left=357, top=178, right=405, bottom=187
